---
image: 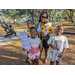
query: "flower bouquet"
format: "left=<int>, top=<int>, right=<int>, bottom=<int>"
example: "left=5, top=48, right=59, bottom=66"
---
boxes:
left=44, top=19, right=51, bottom=29
left=46, top=20, right=57, bottom=60
left=47, top=27, right=56, bottom=60
left=39, top=19, right=56, bottom=51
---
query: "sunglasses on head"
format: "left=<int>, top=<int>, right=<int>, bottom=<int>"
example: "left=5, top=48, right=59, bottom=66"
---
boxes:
left=41, top=16, right=47, bottom=18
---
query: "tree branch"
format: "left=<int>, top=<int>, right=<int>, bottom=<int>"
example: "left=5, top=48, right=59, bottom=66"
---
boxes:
left=28, top=9, right=32, bottom=14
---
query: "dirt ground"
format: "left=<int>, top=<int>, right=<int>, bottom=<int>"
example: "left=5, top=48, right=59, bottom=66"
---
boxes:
left=0, top=23, right=27, bottom=35
left=0, top=21, right=75, bottom=65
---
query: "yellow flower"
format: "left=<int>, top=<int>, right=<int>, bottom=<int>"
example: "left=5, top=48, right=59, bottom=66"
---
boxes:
left=41, top=25, right=45, bottom=31
left=26, top=29, right=30, bottom=33
left=48, top=28, right=54, bottom=33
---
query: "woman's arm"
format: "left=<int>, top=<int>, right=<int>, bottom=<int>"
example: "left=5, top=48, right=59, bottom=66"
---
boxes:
left=35, top=23, right=48, bottom=36
left=36, top=31, right=44, bottom=36
left=35, top=23, right=39, bottom=29
left=35, top=23, right=44, bottom=36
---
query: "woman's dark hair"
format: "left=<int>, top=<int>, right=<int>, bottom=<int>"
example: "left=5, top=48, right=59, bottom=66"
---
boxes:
left=39, top=12, right=48, bottom=22
left=30, top=27, right=37, bottom=32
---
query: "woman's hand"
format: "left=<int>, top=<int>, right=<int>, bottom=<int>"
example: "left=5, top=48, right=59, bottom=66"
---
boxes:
left=40, top=31, right=44, bottom=36
left=40, top=31, right=47, bottom=36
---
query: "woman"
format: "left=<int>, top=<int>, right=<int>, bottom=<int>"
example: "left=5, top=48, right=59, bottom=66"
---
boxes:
left=35, top=12, right=50, bottom=64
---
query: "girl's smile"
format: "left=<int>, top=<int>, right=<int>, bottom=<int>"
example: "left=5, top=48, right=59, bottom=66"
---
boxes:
left=30, top=29, right=37, bottom=39
left=27, top=21, right=32, bottom=29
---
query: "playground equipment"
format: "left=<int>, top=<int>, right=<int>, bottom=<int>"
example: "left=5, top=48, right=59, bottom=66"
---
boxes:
left=53, top=9, right=56, bottom=26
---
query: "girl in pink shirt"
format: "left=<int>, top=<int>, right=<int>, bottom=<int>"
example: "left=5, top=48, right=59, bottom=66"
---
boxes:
left=28, top=27, right=42, bottom=65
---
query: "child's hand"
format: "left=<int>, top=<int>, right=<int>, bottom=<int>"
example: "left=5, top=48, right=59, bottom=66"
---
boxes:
left=28, top=34, right=30, bottom=37
left=52, top=45, right=56, bottom=49
left=58, top=48, right=67, bottom=58
left=22, top=48, right=26, bottom=51
left=58, top=53, right=63, bottom=58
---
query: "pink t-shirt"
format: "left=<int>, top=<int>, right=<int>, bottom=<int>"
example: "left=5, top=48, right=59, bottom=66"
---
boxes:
left=29, top=37, right=41, bottom=59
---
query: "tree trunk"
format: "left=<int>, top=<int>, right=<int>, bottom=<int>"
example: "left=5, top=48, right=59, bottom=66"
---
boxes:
left=52, top=17, right=53, bottom=22
left=28, top=9, right=35, bottom=24
left=71, top=16, right=74, bottom=23
left=71, top=10, right=74, bottom=23
left=49, top=10, right=52, bottom=22
left=32, top=14, right=34, bottom=24
left=66, top=9, right=74, bottom=23
left=69, top=16, right=71, bottom=22
left=14, top=19, right=15, bottom=23
left=32, top=9, right=35, bottom=24
left=49, top=14, right=51, bottom=22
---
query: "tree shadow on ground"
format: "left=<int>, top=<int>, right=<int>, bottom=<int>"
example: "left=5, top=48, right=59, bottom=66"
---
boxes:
left=0, top=46, right=31, bottom=65
left=63, top=23, right=74, bottom=26
left=68, top=40, right=75, bottom=45
left=63, top=32, right=75, bottom=35
left=62, top=55, right=75, bottom=65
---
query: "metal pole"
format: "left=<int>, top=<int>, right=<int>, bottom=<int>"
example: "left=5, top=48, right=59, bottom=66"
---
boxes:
left=53, top=9, right=56, bottom=26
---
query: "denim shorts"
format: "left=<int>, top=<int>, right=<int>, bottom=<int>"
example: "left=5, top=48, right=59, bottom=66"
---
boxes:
left=50, top=53, right=62, bottom=62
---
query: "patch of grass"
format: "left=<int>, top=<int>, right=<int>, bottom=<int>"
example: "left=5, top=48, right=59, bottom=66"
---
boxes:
left=13, top=43, right=16, bottom=44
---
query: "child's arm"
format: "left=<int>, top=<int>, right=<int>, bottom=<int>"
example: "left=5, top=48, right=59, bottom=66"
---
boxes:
left=58, top=48, right=67, bottom=58
left=48, top=44, right=56, bottom=49
left=58, top=37, right=69, bottom=58
left=39, top=44, right=42, bottom=49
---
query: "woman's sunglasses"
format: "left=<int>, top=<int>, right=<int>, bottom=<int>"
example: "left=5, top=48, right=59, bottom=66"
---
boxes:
left=41, top=16, right=47, bottom=18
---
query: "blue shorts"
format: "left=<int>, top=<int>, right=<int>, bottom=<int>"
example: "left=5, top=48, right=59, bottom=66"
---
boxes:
left=50, top=53, right=62, bottom=62
left=50, top=57, right=62, bottom=62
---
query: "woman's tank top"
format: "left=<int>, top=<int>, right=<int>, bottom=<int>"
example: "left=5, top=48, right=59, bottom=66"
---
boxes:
left=37, top=22, right=41, bottom=32
left=37, top=22, right=49, bottom=34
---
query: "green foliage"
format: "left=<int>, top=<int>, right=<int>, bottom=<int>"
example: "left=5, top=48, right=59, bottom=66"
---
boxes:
left=1, top=9, right=75, bottom=23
